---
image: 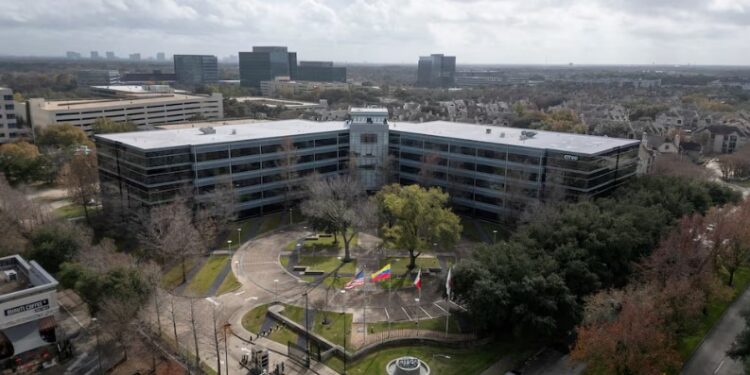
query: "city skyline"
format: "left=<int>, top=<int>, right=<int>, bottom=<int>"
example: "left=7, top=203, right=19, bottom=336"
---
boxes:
left=1, top=0, right=749, bottom=65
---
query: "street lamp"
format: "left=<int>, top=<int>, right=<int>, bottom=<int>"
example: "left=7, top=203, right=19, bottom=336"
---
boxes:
left=274, top=279, right=279, bottom=301
left=92, top=317, right=102, bottom=374
left=340, top=289, right=347, bottom=375
left=492, top=229, right=498, bottom=244
left=289, top=208, right=293, bottom=225
left=237, top=228, right=242, bottom=248
left=227, top=240, right=232, bottom=252
left=415, top=298, right=421, bottom=336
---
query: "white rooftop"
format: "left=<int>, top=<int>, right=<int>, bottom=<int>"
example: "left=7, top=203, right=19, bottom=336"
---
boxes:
left=350, top=107, right=388, bottom=115
left=391, top=121, right=639, bottom=155
left=96, top=120, right=348, bottom=150
left=96, top=119, right=639, bottom=155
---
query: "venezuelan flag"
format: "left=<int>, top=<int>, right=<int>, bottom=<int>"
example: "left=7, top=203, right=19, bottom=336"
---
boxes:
left=370, top=264, right=392, bottom=282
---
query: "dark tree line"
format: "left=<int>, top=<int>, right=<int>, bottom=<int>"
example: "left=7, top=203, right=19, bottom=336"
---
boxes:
left=451, top=175, right=740, bottom=339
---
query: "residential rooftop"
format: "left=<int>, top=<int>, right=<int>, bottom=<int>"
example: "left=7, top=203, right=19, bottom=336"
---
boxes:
left=0, top=255, right=58, bottom=304
left=97, top=118, right=639, bottom=155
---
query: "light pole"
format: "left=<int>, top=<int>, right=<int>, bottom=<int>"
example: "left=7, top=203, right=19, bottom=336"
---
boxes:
left=340, top=289, right=347, bottom=375
left=227, top=240, right=232, bottom=252
left=237, top=228, right=242, bottom=249
left=492, top=230, right=497, bottom=244
left=289, top=208, right=293, bottom=225
left=223, top=322, right=231, bottom=375
left=415, top=297, right=420, bottom=336
left=274, top=279, right=279, bottom=302
left=92, top=317, right=102, bottom=374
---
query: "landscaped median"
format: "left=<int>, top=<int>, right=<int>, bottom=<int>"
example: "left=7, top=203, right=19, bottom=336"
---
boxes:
left=160, top=255, right=241, bottom=297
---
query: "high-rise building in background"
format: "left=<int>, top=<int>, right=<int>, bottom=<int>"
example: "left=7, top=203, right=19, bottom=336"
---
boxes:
left=239, top=46, right=298, bottom=88
left=416, top=54, right=456, bottom=87
left=106, top=51, right=116, bottom=60
left=173, top=55, right=219, bottom=85
left=129, top=53, right=141, bottom=61
left=75, top=69, right=121, bottom=86
left=66, top=51, right=81, bottom=59
left=0, top=87, right=30, bottom=143
left=90, top=51, right=100, bottom=59
left=156, top=52, right=166, bottom=61
left=296, top=61, right=347, bottom=82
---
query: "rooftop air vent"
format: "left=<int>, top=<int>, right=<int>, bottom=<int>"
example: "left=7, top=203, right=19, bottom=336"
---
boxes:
left=486, top=128, right=492, bottom=134
left=499, top=132, right=505, bottom=138
left=231, top=129, right=237, bottom=135
left=199, top=127, right=216, bottom=135
left=520, top=130, right=537, bottom=140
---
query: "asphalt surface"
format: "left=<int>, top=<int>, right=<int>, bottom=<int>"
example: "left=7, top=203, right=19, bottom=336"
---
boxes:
left=682, top=284, right=750, bottom=375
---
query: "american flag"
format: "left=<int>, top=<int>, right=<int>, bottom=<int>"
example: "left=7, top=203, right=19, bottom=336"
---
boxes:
left=345, top=270, right=366, bottom=289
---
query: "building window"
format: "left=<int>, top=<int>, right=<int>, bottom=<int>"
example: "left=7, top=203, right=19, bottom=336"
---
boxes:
left=360, top=134, right=378, bottom=144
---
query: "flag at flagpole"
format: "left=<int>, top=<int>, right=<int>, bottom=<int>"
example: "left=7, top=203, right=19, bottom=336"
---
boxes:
left=413, top=268, right=422, bottom=290
left=445, top=266, right=453, bottom=300
left=345, top=269, right=365, bottom=289
left=370, top=264, right=392, bottom=282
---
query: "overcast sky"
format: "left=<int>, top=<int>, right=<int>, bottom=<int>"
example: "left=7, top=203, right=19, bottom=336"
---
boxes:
left=1, top=0, right=749, bottom=65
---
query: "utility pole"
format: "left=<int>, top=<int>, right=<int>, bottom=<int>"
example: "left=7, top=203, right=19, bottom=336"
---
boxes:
left=304, top=291, right=310, bottom=367
left=223, top=323, right=231, bottom=375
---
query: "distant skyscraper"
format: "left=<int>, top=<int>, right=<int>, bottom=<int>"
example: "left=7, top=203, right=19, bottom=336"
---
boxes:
left=173, top=55, right=218, bottom=85
left=129, top=53, right=141, bottom=61
left=156, top=52, right=166, bottom=61
left=90, top=51, right=100, bottom=59
left=66, top=51, right=81, bottom=59
left=296, top=61, right=346, bottom=82
left=239, top=46, right=297, bottom=88
left=106, top=51, right=116, bottom=60
left=76, top=69, right=121, bottom=86
left=416, top=54, right=456, bottom=87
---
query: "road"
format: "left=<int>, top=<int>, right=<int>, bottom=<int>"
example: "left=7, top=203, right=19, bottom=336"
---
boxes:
left=682, top=285, right=750, bottom=375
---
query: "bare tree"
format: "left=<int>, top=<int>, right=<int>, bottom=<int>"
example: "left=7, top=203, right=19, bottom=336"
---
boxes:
left=719, top=200, right=750, bottom=286
left=211, top=306, right=222, bottom=375
left=0, top=175, right=50, bottom=232
left=301, top=174, right=374, bottom=262
left=418, top=153, right=440, bottom=187
left=141, top=261, right=163, bottom=337
left=139, top=198, right=204, bottom=285
left=98, top=296, right=141, bottom=361
left=649, top=154, right=710, bottom=180
left=189, top=298, right=201, bottom=370
left=58, top=153, right=99, bottom=223
left=167, top=294, right=180, bottom=352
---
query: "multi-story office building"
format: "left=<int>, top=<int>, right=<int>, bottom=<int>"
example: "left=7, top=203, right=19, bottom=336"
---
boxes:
left=106, top=51, right=116, bottom=60
left=296, top=61, right=346, bottom=82
left=260, top=79, right=351, bottom=97
left=0, top=87, right=30, bottom=143
left=156, top=52, right=166, bottom=61
left=0, top=255, right=59, bottom=369
left=90, top=51, right=100, bottom=59
left=239, top=46, right=298, bottom=88
left=120, top=70, right=176, bottom=84
left=173, top=55, right=219, bottom=85
left=95, top=108, right=640, bottom=222
left=28, top=93, right=223, bottom=135
left=129, top=53, right=141, bottom=61
left=417, top=54, right=456, bottom=87
left=76, top=69, right=121, bottom=86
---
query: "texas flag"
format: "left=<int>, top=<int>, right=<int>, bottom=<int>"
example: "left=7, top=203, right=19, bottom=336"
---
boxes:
left=413, top=268, right=422, bottom=290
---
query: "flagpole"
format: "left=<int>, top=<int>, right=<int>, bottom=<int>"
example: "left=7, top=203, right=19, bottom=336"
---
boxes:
left=416, top=269, right=421, bottom=337
left=445, top=266, right=451, bottom=338
left=363, top=267, right=367, bottom=345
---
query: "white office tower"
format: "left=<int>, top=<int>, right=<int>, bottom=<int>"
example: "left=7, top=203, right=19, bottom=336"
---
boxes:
left=348, top=107, right=390, bottom=190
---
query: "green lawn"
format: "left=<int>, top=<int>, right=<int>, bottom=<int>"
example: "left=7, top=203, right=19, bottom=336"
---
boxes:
left=298, top=256, right=357, bottom=274
left=678, top=266, right=750, bottom=358
left=368, top=315, right=461, bottom=335
left=185, top=256, right=230, bottom=296
left=216, top=272, right=242, bottom=295
left=279, top=304, right=353, bottom=349
left=160, top=258, right=198, bottom=290
left=280, top=255, right=290, bottom=268
left=286, top=232, right=360, bottom=252
left=259, top=212, right=283, bottom=234
left=326, top=343, right=521, bottom=375
left=241, top=304, right=298, bottom=345
left=54, top=204, right=89, bottom=219
left=386, top=257, right=441, bottom=275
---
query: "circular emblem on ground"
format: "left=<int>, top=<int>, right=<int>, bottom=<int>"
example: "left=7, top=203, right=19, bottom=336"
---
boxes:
left=386, top=356, right=431, bottom=375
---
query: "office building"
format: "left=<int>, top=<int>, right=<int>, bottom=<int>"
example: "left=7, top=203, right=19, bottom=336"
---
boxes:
left=76, top=69, right=121, bottom=86
left=260, top=79, right=351, bottom=97
left=90, top=51, right=100, bottom=59
left=239, top=46, right=298, bottom=88
left=120, top=70, right=176, bottom=84
left=0, top=87, right=30, bottom=143
left=28, top=93, right=223, bottom=135
left=417, top=54, right=456, bottom=87
left=129, top=53, right=141, bottom=61
left=296, top=61, right=346, bottom=82
left=65, top=51, right=81, bottom=59
left=174, top=55, right=219, bottom=85
left=95, top=108, right=639, bottom=222
left=106, top=51, right=116, bottom=60
left=0, top=255, right=59, bottom=369
left=156, top=52, right=166, bottom=61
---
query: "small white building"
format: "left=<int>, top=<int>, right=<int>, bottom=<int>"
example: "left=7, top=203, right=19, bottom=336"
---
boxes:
left=0, top=255, right=59, bottom=369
